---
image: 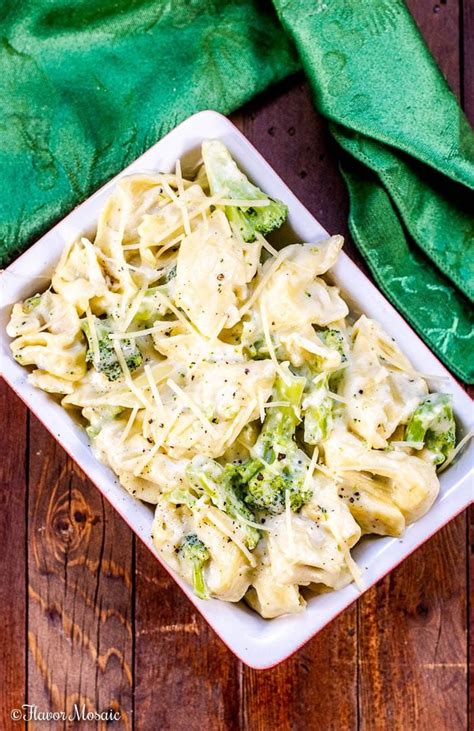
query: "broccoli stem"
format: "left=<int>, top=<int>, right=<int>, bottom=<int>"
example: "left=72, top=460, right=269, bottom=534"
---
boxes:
left=302, top=374, right=333, bottom=445
left=82, top=316, right=142, bottom=380
left=178, top=534, right=210, bottom=600
left=405, top=393, right=456, bottom=465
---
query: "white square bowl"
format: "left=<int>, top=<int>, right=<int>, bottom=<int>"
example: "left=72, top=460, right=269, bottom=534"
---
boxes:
left=1, top=110, right=472, bottom=669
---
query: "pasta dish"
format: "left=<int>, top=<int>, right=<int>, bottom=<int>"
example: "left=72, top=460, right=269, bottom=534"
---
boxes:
left=7, top=141, right=458, bottom=617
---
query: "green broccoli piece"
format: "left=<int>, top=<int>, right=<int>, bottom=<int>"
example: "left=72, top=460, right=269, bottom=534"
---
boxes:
left=319, top=328, right=347, bottom=358
left=162, top=487, right=197, bottom=511
left=295, top=367, right=334, bottom=446
left=178, top=534, right=210, bottom=600
left=82, top=316, right=142, bottom=381
left=202, top=139, right=288, bottom=242
left=405, top=393, right=456, bottom=466
left=133, top=286, right=169, bottom=325
left=239, top=372, right=313, bottom=514
left=186, top=456, right=261, bottom=550
left=319, top=328, right=348, bottom=390
left=24, top=293, right=42, bottom=312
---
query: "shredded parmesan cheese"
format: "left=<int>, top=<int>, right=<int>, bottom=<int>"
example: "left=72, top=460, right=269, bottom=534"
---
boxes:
left=239, top=247, right=295, bottom=317
left=112, top=340, right=153, bottom=410
left=256, top=232, right=278, bottom=258
left=144, top=364, right=165, bottom=413
left=438, top=428, right=473, bottom=473
left=259, top=301, right=290, bottom=385
left=119, top=405, right=139, bottom=444
left=120, top=280, right=149, bottom=332
left=327, top=391, right=347, bottom=404
left=156, top=291, right=199, bottom=335
left=303, top=447, right=319, bottom=493
left=166, top=379, right=217, bottom=438
left=110, top=321, right=176, bottom=340
left=84, top=304, right=100, bottom=369
left=313, top=462, right=343, bottom=483
left=205, top=510, right=257, bottom=567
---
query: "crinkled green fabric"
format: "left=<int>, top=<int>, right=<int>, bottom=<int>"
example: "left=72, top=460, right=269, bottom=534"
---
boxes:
left=0, top=0, right=300, bottom=263
left=273, top=0, right=474, bottom=382
left=1, top=0, right=473, bottom=381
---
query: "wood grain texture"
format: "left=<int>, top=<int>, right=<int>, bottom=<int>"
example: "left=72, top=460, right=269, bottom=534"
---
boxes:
left=463, top=0, right=474, bottom=122
left=27, top=414, right=134, bottom=728
left=0, top=383, right=27, bottom=729
left=359, top=517, right=468, bottom=731
left=1, top=1, right=471, bottom=729
left=134, top=545, right=240, bottom=731
left=240, top=613, right=358, bottom=731
left=409, top=0, right=461, bottom=95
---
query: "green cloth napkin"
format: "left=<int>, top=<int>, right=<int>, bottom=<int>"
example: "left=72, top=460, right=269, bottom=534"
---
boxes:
left=273, top=0, right=474, bottom=383
left=1, top=0, right=473, bottom=381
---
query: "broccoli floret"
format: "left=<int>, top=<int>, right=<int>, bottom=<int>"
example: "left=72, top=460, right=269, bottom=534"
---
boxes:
left=405, top=393, right=456, bottom=466
left=178, top=534, right=210, bottom=600
left=82, top=316, right=142, bottom=381
left=319, top=328, right=348, bottom=390
left=319, top=328, right=347, bottom=358
left=186, top=456, right=261, bottom=550
left=239, top=372, right=313, bottom=514
left=24, top=293, right=42, bottom=312
left=202, top=140, right=288, bottom=242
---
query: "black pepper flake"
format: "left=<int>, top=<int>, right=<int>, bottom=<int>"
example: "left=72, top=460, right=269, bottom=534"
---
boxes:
left=277, top=453, right=286, bottom=461
left=257, top=473, right=264, bottom=481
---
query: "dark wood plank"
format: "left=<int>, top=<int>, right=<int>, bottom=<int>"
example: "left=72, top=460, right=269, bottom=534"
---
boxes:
left=134, top=543, right=240, bottom=731
left=358, top=516, right=468, bottom=731
left=463, top=0, right=474, bottom=123
left=240, top=613, right=358, bottom=731
left=27, top=414, right=133, bottom=728
left=408, top=0, right=461, bottom=95
left=0, top=381, right=27, bottom=730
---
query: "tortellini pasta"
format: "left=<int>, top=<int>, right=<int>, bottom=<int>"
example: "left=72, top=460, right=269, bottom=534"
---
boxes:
left=7, top=141, right=457, bottom=618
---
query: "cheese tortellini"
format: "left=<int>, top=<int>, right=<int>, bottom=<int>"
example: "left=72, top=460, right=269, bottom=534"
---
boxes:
left=7, top=140, right=458, bottom=619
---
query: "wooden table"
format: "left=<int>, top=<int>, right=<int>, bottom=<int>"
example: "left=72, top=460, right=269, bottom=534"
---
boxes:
left=1, top=2, right=472, bottom=728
